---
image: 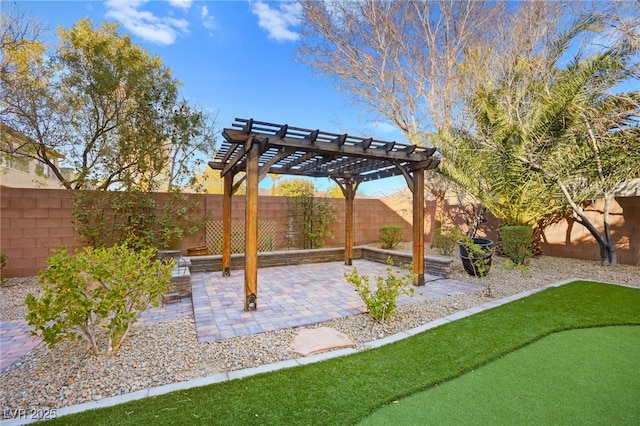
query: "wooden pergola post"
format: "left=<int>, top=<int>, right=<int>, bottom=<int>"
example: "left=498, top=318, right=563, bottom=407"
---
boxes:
left=343, top=182, right=357, bottom=265
left=413, top=168, right=425, bottom=286
left=244, top=138, right=259, bottom=310
left=222, top=172, right=233, bottom=277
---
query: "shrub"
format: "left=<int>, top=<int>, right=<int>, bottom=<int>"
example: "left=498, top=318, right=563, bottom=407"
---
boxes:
left=25, top=244, right=174, bottom=355
left=499, top=225, right=534, bottom=265
left=379, top=225, right=402, bottom=249
left=286, top=194, right=337, bottom=249
left=432, top=227, right=463, bottom=255
left=344, top=257, right=415, bottom=322
left=72, top=190, right=207, bottom=251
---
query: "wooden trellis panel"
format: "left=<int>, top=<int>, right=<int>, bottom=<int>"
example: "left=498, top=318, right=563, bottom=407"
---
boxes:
left=206, top=220, right=276, bottom=254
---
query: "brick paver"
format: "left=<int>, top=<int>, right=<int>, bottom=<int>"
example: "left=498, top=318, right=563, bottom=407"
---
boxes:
left=1, top=260, right=484, bottom=371
left=191, top=260, right=484, bottom=343
left=0, top=296, right=193, bottom=373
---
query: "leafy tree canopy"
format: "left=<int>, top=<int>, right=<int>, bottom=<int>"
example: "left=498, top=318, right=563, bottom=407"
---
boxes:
left=276, top=178, right=315, bottom=197
left=1, top=15, right=216, bottom=192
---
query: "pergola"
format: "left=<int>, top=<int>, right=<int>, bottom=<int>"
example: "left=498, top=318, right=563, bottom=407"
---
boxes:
left=208, top=118, right=440, bottom=311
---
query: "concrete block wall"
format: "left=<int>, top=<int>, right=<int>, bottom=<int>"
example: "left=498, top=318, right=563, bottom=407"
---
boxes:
left=0, top=187, right=83, bottom=277
left=1, top=187, right=638, bottom=277
left=538, top=197, right=639, bottom=265
left=188, top=195, right=416, bottom=251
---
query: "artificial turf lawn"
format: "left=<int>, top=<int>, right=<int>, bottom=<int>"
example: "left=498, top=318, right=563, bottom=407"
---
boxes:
left=49, top=280, right=640, bottom=425
left=360, top=325, right=640, bottom=425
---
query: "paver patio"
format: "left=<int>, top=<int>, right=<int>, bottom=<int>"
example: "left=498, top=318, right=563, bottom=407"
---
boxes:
left=0, top=295, right=193, bottom=372
left=191, top=260, right=485, bottom=343
left=0, top=260, right=485, bottom=371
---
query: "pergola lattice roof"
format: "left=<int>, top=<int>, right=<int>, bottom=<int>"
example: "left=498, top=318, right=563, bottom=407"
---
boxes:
left=209, top=118, right=440, bottom=186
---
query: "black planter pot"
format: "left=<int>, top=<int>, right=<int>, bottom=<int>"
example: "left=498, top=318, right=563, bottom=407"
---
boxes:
left=457, top=238, right=494, bottom=277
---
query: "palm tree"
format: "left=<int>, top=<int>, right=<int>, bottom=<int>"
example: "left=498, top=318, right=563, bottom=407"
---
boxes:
left=437, top=15, right=639, bottom=265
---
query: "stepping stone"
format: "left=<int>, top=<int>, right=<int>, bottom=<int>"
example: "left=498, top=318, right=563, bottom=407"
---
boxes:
left=289, top=327, right=355, bottom=356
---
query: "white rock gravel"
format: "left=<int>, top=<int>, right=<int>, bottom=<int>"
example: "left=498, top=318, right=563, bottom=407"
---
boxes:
left=1, top=253, right=638, bottom=413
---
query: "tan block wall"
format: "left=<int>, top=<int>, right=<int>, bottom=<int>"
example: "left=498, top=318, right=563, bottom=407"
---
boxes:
left=537, top=197, right=639, bottom=265
left=0, top=187, right=83, bottom=277
left=1, top=187, right=638, bottom=277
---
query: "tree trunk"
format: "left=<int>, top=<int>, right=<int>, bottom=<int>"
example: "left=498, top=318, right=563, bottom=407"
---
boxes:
left=572, top=205, right=617, bottom=267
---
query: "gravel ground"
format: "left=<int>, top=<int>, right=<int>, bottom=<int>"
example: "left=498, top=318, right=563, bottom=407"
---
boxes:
left=1, top=251, right=638, bottom=413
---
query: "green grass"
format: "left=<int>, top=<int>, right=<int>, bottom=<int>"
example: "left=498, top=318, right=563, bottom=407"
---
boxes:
left=361, top=326, right=640, bottom=425
left=51, top=281, right=640, bottom=425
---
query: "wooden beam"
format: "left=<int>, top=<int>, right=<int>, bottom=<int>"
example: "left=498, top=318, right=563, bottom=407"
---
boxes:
left=410, top=158, right=440, bottom=171
left=222, top=173, right=233, bottom=277
left=258, top=147, right=296, bottom=182
left=221, top=144, right=248, bottom=177
left=276, top=124, right=288, bottom=139
left=412, top=168, right=425, bottom=286
left=305, top=129, right=319, bottom=143
left=232, top=174, right=245, bottom=194
left=221, top=143, right=240, bottom=163
left=244, top=141, right=259, bottom=310
left=222, top=129, right=432, bottom=163
left=298, top=154, right=338, bottom=173
left=394, top=160, right=415, bottom=193
left=279, top=151, right=317, bottom=171
left=223, top=138, right=269, bottom=178
left=332, top=133, right=348, bottom=146
left=208, top=160, right=224, bottom=170
left=242, top=118, right=253, bottom=133
left=402, top=144, right=416, bottom=154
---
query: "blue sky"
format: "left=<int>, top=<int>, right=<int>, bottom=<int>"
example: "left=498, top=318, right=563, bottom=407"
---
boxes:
left=14, top=0, right=408, bottom=196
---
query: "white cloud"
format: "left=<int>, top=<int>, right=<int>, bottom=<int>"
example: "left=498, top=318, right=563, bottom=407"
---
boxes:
left=201, top=5, right=216, bottom=31
left=167, top=0, right=192, bottom=11
left=105, top=0, right=190, bottom=45
left=250, top=1, right=301, bottom=42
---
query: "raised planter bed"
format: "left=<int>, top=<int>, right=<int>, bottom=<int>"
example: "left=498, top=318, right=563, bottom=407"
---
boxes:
left=186, top=246, right=453, bottom=277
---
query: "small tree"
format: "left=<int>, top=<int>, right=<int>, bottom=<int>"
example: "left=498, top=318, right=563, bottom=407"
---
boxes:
left=72, top=190, right=206, bottom=251
left=345, top=258, right=415, bottom=322
left=25, top=244, right=173, bottom=355
left=286, top=193, right=337, bottom=249
left=276, top=177, right=315, bottom=197
left=282, top=179, right=338, bottom=249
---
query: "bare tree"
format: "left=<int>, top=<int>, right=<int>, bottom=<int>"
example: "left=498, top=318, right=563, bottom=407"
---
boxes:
left=297, top=1, right=568, bottom=231
left=298, top=0, right=505, bottom=140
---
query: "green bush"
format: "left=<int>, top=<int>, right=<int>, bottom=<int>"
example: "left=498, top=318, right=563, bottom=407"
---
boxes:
left=379, top=225, right=403, bottom=249
left=344, top=257, right=415, bottom=322
left=499, top=225, right=534, bottom=265
left=25, top=244, right=174, bottom=355
left=432, top=227, right=463, bottom=255
left=286, top=194, right=337, bottom=249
